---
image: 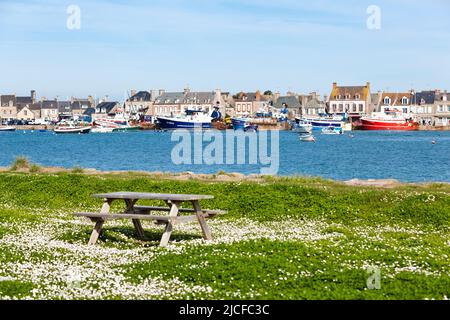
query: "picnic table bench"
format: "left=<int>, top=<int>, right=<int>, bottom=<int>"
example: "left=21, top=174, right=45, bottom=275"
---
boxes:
left=73, top=192, right=226, bottom=247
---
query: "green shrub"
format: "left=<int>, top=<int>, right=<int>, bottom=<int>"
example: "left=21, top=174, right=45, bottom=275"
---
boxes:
left=10, top=157, right=30, bottom=171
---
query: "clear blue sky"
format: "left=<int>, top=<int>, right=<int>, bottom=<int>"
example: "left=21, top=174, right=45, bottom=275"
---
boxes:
left=0, top=0, right=449, bottom=101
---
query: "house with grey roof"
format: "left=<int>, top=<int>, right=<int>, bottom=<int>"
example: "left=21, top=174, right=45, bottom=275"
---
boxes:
left=40, top=100, right=59, bottom=121
left=0, top=94, right=17, bottom=120
left=152, top=88, right=225, bottom=117
left=58, top=101, right=73, bottom=119
left=125, top=90, right=154, bottom=116
left=433, top=90, right=450, bottom=126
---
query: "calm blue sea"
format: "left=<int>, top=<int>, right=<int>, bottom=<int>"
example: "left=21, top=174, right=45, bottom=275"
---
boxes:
left=0, top=130, right=449, bottom=182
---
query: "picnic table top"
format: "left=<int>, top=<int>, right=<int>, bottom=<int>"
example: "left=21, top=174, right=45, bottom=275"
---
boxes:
left=93, top=192, right=214, bottom=201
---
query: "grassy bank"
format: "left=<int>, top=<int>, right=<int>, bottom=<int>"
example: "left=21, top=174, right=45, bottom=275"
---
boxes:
left=0, top=172, right=449, bottom=300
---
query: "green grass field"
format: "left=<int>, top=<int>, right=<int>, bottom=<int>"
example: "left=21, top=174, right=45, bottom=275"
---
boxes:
left=0, top=172, right=449, bottom=300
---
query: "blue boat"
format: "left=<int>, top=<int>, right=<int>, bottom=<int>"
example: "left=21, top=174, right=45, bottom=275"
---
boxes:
left=157, top=110, right=213, bottom=130
left=301, top=117, right=345, bottom=130
left=231, top=118, right=250, bottom=130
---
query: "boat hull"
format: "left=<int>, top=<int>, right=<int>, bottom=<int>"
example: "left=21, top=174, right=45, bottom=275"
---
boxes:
left=231, top=118, right=249, bottom=130
left=157, top=117, right=212, bottom=130
left=54, top=127, right=91, bottom=134
left=0, top=127, right=16, bottom=132
left=310, top=120, right=343, bottom=130
left=359, top=119, right=419, bottom=131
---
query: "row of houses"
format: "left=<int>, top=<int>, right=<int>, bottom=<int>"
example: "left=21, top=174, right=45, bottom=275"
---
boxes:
left=1, top=84, right=450, bottom=126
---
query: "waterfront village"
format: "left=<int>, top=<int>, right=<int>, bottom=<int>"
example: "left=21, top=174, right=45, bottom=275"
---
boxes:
left=1, top=82, right=450, bottom=133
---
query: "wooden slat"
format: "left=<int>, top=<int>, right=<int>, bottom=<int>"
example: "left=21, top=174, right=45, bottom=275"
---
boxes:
left=74, top=212, right=172, bottom=221
left=92, top=192, right=214, bottom=201
left=160, top=201, right=180, bottom=247
left=133, top=206, right=227, bottom=215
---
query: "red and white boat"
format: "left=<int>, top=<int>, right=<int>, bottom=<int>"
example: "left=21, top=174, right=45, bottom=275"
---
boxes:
left=359, top=113, right=419, bottom=131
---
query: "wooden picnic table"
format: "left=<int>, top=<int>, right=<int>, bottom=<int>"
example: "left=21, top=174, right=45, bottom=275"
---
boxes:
left=74, top=192, right=225, bottom=247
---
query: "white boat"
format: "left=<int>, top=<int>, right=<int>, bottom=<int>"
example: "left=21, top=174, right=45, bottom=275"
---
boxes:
left=322, top=126, right=343, bottom=135
left=299, top=134, right=316, bottom=142
left=0, top=126, right=16, bottom=132
left=54, top=121, right=91, bottom=134
left=292, top=120, right=313, bottom=134
left=91, top=126, right=115, bottom=133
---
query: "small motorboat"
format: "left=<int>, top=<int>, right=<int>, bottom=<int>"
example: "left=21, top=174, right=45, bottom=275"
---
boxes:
left=322, top=126, right=343, bottom=135
left=244, top=124, right=258, bottom=132
left=0, top=126, right=16, bottom=132
left=299, top=134, right=316, bottom=143
left=54, top=125, right=91, bottom=134
left=91, top=126, right=115, bottom=133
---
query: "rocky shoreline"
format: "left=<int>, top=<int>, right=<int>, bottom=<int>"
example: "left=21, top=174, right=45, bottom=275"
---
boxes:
left=0, top=165, right=447, bottom=188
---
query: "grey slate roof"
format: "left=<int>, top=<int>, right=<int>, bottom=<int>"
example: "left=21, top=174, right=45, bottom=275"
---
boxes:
left=274, top=96, right=301, bottom=109
left=413, top=91, right=435, bottom=105
left=96, top=102, right=119, bottom=114
left=129, top=91, right=152, bottom=102
left=41, top=100, right=59, bottom=109
left=16, top=96, right=33, bottom=104
left=1, top=95, right=16, bottom=106
left=71, top=100, right=92, bottom=110
left=154, top=92, right=186, bottom=105
left=58, top=101, right=72, bottom=113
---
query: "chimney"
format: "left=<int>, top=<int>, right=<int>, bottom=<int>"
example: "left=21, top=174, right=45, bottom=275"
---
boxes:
left=131, top=89, right=137, bottom=97
left=333, top=82, right=337, bottom=89
left=184, top=87, right=190, bottom=95
left=31, top=90, right=36, bottom=103
left=158, top=89, right=165, bottom=97
left=255, top=90, right=261, bottom=101
left=366, top=82, right=371, bottom=89
left=274, top=91, right=281, bottom=101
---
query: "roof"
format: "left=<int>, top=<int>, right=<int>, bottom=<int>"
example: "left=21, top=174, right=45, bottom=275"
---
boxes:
left=1, top=95, right=16, bottom=106
left=154, top=92, right=185, bottom=105
left=71, top=100, right=92, bottom=109
left=41, top=100, right=58, bottom=109
left=434, top=91, right=449, bottom=102
left=28, top=103, right=41, bottom=111
left=274, top=96, right=301, bottom=109
left=128, top=91, right=152, bottom=102
left=234, top=92, right=267, bottom=103
left=381, top=92, right=412, bottom=106
left=58, top=101, right=72, bottom=113
left=413, top=91, right=435, bottom=105
left=96, top=102, right=119, bottom=113
left=329, top=83, right=370, bottom=101
left=16, top=96, right=33, bottom=104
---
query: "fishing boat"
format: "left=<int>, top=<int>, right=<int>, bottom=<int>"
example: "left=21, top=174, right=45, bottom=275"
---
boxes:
left=54, top=126, right=91, bottom=134
left=302, top=116, right=345, bottom=130
left=54, top=121, right=91, bottom=134
left=299, top=134, right=316, bottom=143
left=157, top=110, right=213, bottom=130
left=292, top=120, right=313, bottom=134
left=322, top=126, right=343, bottom=135
left=93, top=113, right=140, bottom=132
left=0, top=126, right=16, bottom=132
left=359, top=112, right=419, bottom=131
left=231, top=117, right=250, bottom=130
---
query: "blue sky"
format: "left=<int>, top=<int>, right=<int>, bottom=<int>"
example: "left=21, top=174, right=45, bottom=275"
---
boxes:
left=0, top=0, right=449, bottom=101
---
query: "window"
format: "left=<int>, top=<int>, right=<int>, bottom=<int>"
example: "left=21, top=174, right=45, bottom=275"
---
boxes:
left=359, top=104, right=364, bottom=112
left=384, top=97, right=391, bottom=105
left=355, top=94, right=360, bottom=100
left=338, top=104, right=343, bottom=112
left=448, top=106, right=450, bottom=112
left=402, top=97, right=408, bottom=105
left=352, top=104, right=357, bottom=112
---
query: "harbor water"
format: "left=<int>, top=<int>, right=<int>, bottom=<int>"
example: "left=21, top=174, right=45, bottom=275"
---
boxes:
left=0, top=130, right=449, bottom=182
